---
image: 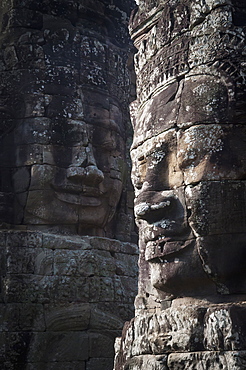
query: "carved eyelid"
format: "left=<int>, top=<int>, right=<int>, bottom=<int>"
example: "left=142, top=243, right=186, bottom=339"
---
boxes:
left=178, top=150, right=203, bottom=170
left=138, top=155, right=145, bottom=162
left=138, top=151, right=154, bottom=161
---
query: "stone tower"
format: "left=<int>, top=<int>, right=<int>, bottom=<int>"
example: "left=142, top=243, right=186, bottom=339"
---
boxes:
left=115, top=0, right=246, bottom=369
left=0, top=0, right=138, bottom=369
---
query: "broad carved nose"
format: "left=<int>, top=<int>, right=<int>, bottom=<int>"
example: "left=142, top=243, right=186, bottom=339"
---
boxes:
left=135, top=191, right=176, bottom=224
left=67, top=165, right=104, bottom=185
left=67, top=145, right=104, bottom=186
left=134, top=189, right=187, bottom=227
left=85, top=165, right=104, bottom=184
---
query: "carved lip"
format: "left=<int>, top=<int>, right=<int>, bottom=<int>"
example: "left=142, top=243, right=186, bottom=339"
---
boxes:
left=52, top=182, right=103, bottom=194
left=145, top=237, right=194, bottom=262
left=55, top=191, right=102, bottom=206
left=53, top=186, right=103, bottom=206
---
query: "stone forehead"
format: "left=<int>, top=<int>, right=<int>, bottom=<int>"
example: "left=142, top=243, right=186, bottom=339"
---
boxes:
left=131, top=128, right=176, bottom=154
left=132, top=121, right=246, bottom=145
left=131, top=0, right=232, bottom=26
left=131, top=124, right=221, bottom=154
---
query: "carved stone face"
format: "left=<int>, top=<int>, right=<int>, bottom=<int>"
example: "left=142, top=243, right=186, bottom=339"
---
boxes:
left=132, top=120, right=246, bottom=297
left=130, top=0, right=246, bottom=300
left=0, top=0, right=136, bottom=238
left=0, top=91, right=126, bottom=236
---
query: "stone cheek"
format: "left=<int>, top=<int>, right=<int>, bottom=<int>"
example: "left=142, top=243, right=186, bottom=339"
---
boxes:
left=131, top=129, right=183, bottom=192
left=177, top=125, right=246, bottom=184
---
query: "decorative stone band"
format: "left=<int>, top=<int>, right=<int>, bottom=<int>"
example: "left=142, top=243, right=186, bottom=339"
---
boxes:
left=118, top=352, right=246, bottom=370
left=114, top=298, right=246, bottom=369
left=0, top=230, right=138, bottom=368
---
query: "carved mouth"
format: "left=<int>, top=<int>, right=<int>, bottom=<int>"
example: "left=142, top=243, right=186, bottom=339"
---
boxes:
left=52, top=183, right=102, bottom=195
left=145, top=237, right=194, bottom=262
left=53, top=185, right=103, bottom=205
left=55, top=192, right=102, bottom=206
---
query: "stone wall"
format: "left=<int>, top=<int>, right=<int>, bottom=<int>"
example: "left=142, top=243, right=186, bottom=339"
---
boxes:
left=1, top=230, right=138, bottom=369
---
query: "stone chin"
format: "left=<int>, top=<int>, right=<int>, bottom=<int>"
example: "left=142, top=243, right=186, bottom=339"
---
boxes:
left=148, top=233, right=246, bottom=298
left=148, top=239, right=218, bottom=298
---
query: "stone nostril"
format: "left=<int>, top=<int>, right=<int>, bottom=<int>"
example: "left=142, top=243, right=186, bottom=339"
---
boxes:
left=67, top=167, right=86, bottom=181
left=66, top=165, right=104, bottom=185
left=85, top=165, right=104, bottom=184
left=135, top=201, right=171, bottom=223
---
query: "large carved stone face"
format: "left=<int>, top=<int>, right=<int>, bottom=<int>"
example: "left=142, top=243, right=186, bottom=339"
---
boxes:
left=0, top=0, right=135, bottom=237
left=130, top=0, right=246, bottom=300
left=132, top=119, right=246, bottom=297
left=0, top=91, right=126, bottom=236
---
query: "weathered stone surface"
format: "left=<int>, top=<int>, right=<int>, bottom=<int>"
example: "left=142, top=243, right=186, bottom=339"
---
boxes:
left=167, top=351, right=246, bottom=369
left=129, top=0, right=246, bottom=302
left=28, top=331, right=90, bottom=362
left=1, top=232, right=138, bottom=368
left=44, top=303, right=91, bottom=332
left=86, top=358, right=115, bottom=370
left=115, top=0, right=246, bottom=368
left=123, top=355, right=168, bottom=370
left=115, top=299, right=246, bottom=369
left=26, top=362, right=85, bottom=370
left=0, top=1, right=138, bottom=369
left=0, top=0, right=136, bottom=240
left=177, top=125, right=246, bottom=184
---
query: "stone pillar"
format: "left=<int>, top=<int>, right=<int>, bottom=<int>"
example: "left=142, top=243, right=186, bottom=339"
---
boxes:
left=115, top=0, right=246, bottom=369
left=0, top=0, right=138, bottom=369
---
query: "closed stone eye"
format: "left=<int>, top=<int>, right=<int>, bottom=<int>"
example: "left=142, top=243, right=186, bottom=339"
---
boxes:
left=179, top=149, right=199, bottom=169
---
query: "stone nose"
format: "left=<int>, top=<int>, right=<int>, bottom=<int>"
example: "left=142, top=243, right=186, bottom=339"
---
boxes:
left=66, top=145, right=104, bottom=186
left=134, top=190, right=183, bottom=224
left=67, top=165, right=104, bottom=185
left=85, top=165, right=104, bottom=184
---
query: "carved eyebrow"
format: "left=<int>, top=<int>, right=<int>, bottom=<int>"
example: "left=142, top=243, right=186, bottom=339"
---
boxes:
left=145, top=148, right=165, bottom=158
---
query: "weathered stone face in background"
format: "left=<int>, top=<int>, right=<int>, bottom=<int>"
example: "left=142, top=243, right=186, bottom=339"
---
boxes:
left=0, top=1, right=138, bottom=369
left=0, top=0, right=136, bottom=239
left=114, top=0, right=246, bottom=369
